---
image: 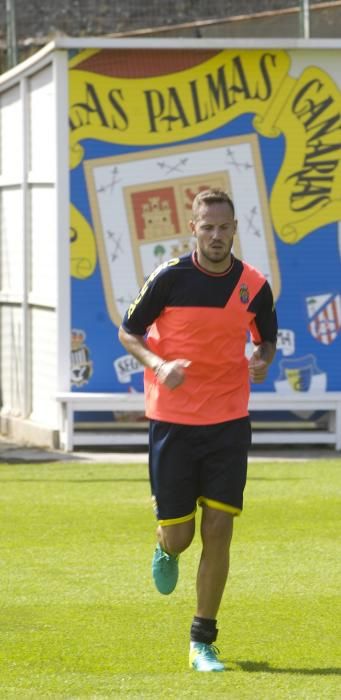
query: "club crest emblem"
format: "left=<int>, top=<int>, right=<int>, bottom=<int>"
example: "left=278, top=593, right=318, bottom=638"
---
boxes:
left=239, top=284, right=249, bottom=304
left=84, top=135, right=278, bottom=325
left=71, top=329, right=93, bottom=386
left=306, top=293, right=341, bottom=345
left=275, top=354, right=327, bottom=393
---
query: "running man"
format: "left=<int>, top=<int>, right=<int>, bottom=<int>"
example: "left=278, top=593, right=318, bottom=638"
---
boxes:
left=119, top=188, right=277, bottom=671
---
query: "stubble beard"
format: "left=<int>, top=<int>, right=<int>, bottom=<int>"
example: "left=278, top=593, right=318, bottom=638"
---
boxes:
left=200, top=243, right=232, bottom=266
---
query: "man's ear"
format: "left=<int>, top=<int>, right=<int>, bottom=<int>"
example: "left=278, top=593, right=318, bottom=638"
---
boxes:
left=189, top=219, right=196, bottom=236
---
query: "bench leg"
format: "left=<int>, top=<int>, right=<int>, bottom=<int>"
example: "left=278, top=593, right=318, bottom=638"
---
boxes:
left=336, top=405, right=341, bottom=451
left=59, top=402, right=74, bottom=452
left=65, top=403, right=74, bottom=452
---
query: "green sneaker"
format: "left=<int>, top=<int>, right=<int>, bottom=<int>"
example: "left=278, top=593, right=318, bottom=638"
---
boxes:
left=152, top=544, right=179, bottom=595
left=189, top=642, right=225, bottom=672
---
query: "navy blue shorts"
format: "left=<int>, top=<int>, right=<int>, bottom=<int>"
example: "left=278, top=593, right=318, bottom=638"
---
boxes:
left=148, top=416, right=251, bottom=525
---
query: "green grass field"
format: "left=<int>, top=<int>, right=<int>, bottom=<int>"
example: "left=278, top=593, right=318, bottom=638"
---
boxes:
left=0, top=457, right=340, bottom=699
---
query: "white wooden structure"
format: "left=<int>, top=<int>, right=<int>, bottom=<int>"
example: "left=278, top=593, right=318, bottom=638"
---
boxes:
left=0, top=38, right=340, bottom=451
left=0, top=43, right=69, bottom=446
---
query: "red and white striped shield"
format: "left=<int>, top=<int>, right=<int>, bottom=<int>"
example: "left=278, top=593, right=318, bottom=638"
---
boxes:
left=306, top=294, right=341, bottom=345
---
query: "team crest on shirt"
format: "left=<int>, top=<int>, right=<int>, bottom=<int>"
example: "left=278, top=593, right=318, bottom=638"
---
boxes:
left=239, top=284, right=250, bottom=304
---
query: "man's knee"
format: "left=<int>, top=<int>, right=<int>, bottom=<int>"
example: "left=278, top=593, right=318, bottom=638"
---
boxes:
left=159, top=519, right=195, bottom=554
left=201, top=507, right=234, bottom=546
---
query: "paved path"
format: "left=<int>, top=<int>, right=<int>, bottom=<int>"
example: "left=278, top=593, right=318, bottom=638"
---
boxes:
left=0, top=435, right=339, bottom=463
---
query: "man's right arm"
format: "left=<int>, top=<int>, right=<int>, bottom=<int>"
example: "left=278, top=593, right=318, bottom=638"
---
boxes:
left=119, top=262, right=190, bottom=388
left=118, top=326, right=162, bottom=373
left=118, top=326, right=191, bottom=390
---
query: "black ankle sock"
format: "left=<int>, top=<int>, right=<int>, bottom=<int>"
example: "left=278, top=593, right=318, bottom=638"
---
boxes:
left=190, top=616, right=218, bottom=644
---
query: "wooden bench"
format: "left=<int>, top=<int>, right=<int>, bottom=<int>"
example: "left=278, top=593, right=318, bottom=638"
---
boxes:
left=250, top=393, right=341, bottom=451
left=56, top=391, right=341, bottom=452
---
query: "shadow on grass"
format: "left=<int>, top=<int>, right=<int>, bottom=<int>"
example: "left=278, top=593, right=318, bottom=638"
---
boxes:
left=0, top=474, right=307, bottom=484
left=247, top=476, right=307, bottom=481
left=234, top=660, right=341, bottom=676
left=0, top=477, right=149, bottom=483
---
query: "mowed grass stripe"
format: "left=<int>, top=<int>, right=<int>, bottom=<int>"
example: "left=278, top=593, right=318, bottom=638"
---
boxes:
left=0, top=459, right=340, bottom=698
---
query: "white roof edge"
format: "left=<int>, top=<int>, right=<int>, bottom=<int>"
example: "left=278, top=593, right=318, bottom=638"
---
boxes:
left=53, top=36, right=341, bottom=50
left=0, top=41, right=56, bottom=87
left=1, top=36, right=341, bottom=87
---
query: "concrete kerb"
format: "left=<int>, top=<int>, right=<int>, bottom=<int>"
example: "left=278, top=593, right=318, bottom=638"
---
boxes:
left=0, top=435, right=339, bottom=464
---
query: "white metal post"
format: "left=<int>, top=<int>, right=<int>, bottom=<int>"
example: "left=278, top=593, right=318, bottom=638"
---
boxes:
left=53, top=50, right=71, bottom=395
left=21, top=75, right=31, bottom=417
left=300, top=0, right=310, bottom=39
left=6, top=0, right=17, bottom=69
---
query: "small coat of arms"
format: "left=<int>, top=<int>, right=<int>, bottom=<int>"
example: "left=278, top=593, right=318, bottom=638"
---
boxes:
left=239, top=284, right=250, bottom=304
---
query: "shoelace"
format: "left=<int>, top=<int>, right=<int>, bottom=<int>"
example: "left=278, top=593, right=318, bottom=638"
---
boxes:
left=201, top=644, right=221, bottom=660
left=159, top=550, right=178, bottom=562
left=159, top=550, right=171, bottom=561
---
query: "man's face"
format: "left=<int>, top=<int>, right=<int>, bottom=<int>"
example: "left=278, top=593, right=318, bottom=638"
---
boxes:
left=190, top=201, right=237, bottom=272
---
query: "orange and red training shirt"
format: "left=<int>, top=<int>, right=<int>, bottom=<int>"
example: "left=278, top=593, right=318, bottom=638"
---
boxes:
left=122, top=252, right=278, bottom=425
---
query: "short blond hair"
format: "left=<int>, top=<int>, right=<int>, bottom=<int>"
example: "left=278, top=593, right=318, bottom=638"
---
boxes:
left=192, top=188, right=235, bottom=220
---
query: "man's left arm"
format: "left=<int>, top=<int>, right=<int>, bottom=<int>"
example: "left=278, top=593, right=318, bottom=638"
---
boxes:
left=249, top=340, right=277, bottom=383
left=248, top=281, right=278, bottom=384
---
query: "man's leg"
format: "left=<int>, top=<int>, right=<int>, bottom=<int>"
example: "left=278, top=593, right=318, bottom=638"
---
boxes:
left=157, top=519, right=195, bottom=556
left=189, top=506, right=233, bottom=671
left=152, top=518, right=195, bottom=595
left=196, top=505, right=234, bottom=619
left=149, top=420, right=198, bottom=595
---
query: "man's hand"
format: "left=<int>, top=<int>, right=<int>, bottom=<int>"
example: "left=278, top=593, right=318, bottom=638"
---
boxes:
left=249, top=341, right=276, bottom=384
left=155, top=359, right=191, bottom=389
left=249, top=356, right=268, bottom=383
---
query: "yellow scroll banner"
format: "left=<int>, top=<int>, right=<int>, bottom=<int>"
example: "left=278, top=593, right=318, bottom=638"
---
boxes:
left=69, top=49, right=341, bottom=246
left=268, top=68, right=341, bottom=242
left=69, top=49, right=290, bottom=163
left=70, top=204, right=97, bottom=279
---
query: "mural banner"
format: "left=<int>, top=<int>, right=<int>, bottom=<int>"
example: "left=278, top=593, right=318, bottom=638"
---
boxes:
left=69, top=47, right=341, bottom=406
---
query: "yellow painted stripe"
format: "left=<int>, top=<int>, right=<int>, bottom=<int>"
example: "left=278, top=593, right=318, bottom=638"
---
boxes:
left=198, top=496, right=241, bottom=516
left=158, top=509, right=196, bottom=527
